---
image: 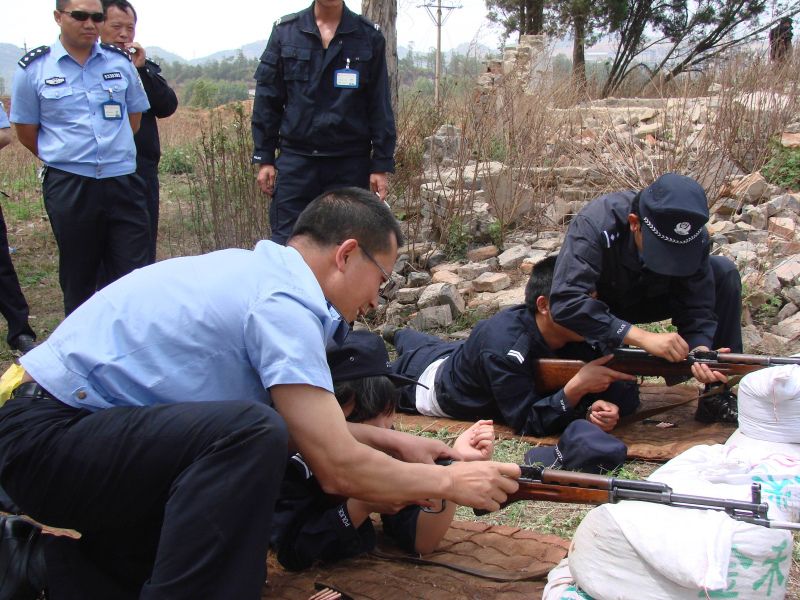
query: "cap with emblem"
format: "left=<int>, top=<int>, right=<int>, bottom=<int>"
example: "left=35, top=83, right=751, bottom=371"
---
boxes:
left=327, top=330, right=425, bottom=388
left=638, top=173, right=709, bottom=277
left=523, top=419, right=627, bottom=474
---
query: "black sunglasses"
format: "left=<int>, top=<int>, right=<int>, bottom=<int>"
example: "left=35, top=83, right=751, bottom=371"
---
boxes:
left=59, top=10, right=105, bottom=22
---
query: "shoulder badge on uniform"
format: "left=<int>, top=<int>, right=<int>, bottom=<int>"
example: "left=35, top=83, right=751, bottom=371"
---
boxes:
left=506, top=350, right=525, bottom=365
left=275, top=11, right=299, bottom=27
left=602, top=229, right=620, bottom=249
left=100, top=43, right=132, bottom=61
left=358, top=14, right=380, bottom=30
left=145, top=57, right=160, bottom=68
left=18, top=46, right=50, bottom=69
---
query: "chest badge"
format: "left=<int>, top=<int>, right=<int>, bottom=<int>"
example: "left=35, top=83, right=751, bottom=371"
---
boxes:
left=334, top=58, right=360, bottom=89
left=674, top=222, right=692, bottom=235
left=44, top=76, right=66, bottom=86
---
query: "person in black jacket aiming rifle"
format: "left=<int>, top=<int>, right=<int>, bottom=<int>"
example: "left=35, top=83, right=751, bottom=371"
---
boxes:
left=550, top=173, right=743, bottom=424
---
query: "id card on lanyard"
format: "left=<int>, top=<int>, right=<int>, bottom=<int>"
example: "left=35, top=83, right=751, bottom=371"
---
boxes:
left=102, top=90, right=123, bottom=120
left=334, top=58, right=359, bottom=89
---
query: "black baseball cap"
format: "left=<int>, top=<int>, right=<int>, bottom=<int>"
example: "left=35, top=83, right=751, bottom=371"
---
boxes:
left=327, top=330, right=425, bottom=388
left=523, top=419, right=627, bottom=474
left=638, top=173, right=709, bottom=277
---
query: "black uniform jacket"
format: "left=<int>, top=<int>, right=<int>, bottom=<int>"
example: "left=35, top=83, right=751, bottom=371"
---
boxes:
left=270, top=453, right=419, bottom=571
left=134, top=58, right=178, bottom=167
left=251, top=2, right=395, bottom=173
left=549, top=190, right=717, bottom=355
left=434, top=305, right=638, bottom=437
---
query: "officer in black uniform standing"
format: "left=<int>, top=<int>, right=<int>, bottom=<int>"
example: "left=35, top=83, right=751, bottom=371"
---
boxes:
left=550, top=173, right=743, bottom=423
left=100, top=0, right=179, bottom=264
left=251, top=0, right=396, bottom=245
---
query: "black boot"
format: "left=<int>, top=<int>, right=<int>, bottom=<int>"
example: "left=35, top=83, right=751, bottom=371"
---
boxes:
left=0, top=516, right=47, bottom=600
left=694, top=386, right=738, bottom=424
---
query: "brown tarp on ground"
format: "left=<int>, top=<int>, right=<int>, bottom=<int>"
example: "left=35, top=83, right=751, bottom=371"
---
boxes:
left=394, top=383, right=737, bottom=461
left=263, top=520, right=569, bottom=599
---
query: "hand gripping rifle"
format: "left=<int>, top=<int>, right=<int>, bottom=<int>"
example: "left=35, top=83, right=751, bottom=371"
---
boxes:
left=533, top=347, right=800, bottom=394
left=476, top=465, right=800, bottom=530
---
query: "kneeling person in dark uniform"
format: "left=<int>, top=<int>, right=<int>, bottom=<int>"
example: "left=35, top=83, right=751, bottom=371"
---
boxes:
left=11, top=0, right=151, bottom=315
left=549, top=173, right=743, bottom=423
left=389, top=257, right=641, bottom=437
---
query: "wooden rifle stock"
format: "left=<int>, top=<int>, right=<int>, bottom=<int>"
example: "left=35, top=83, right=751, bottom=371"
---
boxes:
left=475, top=466, right=800, bottom=530
left=533, top=348, right=800, bottom=394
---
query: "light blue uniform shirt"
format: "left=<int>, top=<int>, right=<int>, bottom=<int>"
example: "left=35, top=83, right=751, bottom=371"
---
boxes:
left=0, top=103, right=9, bottom=129
left=10, top=39, right=150, bottom=178
left=21, top=241, right=349, bottom=411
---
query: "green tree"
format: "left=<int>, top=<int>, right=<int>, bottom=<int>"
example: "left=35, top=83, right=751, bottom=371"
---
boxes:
left=486, top=0, right=546, bottom=39
left=549, top=0, right=627, bottom=88
left=602, top=0, right=796, bottom=96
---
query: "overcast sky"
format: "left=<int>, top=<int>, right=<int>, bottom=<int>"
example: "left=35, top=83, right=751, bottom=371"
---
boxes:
left=1, top=0, right=502, bottom=60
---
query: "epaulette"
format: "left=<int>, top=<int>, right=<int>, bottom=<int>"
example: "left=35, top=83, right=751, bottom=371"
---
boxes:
left=359, top=14, right=380, bottom=31
left=17, top=46, right=50, bottom=69
left=100, top=43, right=132, bottom=61
left=274, top=12, right=299, bottom=26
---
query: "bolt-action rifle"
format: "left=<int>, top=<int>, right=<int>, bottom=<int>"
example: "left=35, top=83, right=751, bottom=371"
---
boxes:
left=476, top=465, right=800, bottom=530
left=533, top=348, right=800, bottom=394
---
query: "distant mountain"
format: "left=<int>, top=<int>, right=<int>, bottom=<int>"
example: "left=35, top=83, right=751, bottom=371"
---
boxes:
left=145, top=46, right=187, bottom=65
left=189, top=40, right=268, bottom=65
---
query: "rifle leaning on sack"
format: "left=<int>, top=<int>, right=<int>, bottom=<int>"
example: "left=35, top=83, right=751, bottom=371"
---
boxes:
left=475, top=465, right=800, bottom=530
left=533, top=347, right=800, bottom=394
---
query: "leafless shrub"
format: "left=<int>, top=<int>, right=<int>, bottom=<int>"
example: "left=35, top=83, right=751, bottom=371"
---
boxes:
left=180, top=102, right=268, bottom=253
left=392, top=67, right=590, bottom=253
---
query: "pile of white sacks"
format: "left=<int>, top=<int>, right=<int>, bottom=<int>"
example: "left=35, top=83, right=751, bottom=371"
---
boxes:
left=544, top=365, right=800, bottom=600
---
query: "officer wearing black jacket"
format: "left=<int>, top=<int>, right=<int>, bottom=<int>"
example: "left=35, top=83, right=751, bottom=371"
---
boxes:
left=550, top=173, right=743, bottom=423
left=100, top=0, right=178, bottom=263
left=252, top=0, right=396, bottom=244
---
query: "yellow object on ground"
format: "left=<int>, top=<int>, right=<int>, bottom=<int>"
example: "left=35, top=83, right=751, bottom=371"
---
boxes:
left=0, top=363, right=25, bottom=406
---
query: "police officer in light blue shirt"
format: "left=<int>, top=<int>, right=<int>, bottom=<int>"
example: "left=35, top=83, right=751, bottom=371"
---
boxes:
left=0, top=189, right=520, bottom=600
left=10, top=0, right=151, bottom=316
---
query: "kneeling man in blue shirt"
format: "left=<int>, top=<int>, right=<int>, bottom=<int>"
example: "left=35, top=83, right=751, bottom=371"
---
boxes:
left=0, top=187, right=520, bottom=600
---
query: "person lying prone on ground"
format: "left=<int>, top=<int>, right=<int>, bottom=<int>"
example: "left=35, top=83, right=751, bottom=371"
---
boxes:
left=389, top=256, right=640, bottom=437
left=271, top=330, right=496, bottom=570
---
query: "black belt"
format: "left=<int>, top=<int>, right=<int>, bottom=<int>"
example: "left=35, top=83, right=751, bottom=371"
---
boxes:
left=11, top=382, right=56, bottom=401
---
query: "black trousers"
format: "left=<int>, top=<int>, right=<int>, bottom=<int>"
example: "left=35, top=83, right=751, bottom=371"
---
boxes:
left=0, top=204, right=34, bottom=346
left=612, top=255, right=744, bottom=353
left=270, top=152, right=371, bottom=245
left=42, top=168, right=151, bottom=316
left=0, top=393, right=288, bottom=600
left=137, top=160, right=160, bottom=264
left=391, top=329, right=463, bottom=413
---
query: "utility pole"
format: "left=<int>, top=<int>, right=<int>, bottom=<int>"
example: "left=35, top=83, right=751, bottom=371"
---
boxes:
left=420, top=0, right=460, bottom=107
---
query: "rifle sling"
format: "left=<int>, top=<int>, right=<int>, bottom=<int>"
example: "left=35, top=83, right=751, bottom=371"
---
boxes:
left=618, top=393, right=699, bottom=425
left=369, top=548, right=551, bottom=582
